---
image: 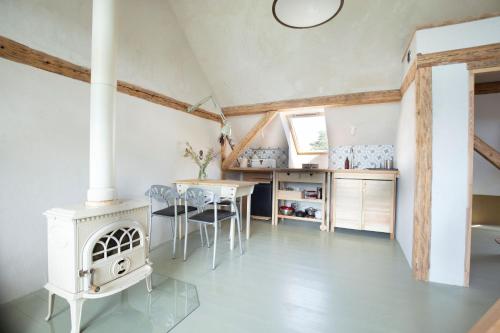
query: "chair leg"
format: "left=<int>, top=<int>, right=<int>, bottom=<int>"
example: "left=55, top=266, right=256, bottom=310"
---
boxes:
left=204, top=224, right=210, bottom=248
left=146, top=274, right=152, bottom=293
left=172, top=216, right=178, bottom=259
left=183, top=219, right=189, bottom=261
left=149, top=215, right=154, bottom=253
left=212, top=223, right=218, bottom=270
left=199, top=224, right=205, bottom=247
left=236, top=210, right=243, bottom=255
left=45, top=291, right=55, bottom=321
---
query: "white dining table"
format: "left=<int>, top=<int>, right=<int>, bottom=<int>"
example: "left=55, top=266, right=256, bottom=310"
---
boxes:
left=175, top=179, right=257, bottom=250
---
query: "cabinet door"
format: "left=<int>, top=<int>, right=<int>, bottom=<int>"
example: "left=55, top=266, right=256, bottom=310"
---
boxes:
left=334, top=179, right=362, bottom=230
left=362, top=180, right=394, bottom=233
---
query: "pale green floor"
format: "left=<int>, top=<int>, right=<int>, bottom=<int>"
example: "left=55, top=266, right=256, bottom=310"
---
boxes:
left=159, top=222, right=499, bottom=333
left=2, top=221, right=499, bottom=333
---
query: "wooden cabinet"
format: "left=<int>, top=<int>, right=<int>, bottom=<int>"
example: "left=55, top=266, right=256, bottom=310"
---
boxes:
left=333, top=179, right=363, bottom=230
left=362, top=180, right=394, bottom=233
left=332, top=172, right=397, bottom=239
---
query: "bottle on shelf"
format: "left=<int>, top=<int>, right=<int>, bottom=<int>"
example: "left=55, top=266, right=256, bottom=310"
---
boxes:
left=344, top=157, right=350, bottom=169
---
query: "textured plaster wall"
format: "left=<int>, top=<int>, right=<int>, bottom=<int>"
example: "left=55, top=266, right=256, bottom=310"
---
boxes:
left=0, top=0, right=220, bottom=304
left=169, top=0, right=500, bottom=106
left=394, top=83, right=416, bottom=267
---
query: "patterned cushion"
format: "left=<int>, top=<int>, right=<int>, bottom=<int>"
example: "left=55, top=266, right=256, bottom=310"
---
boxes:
left=153, top=205, right=197, bottom=217
left=188, top=209, right=236, bottom=223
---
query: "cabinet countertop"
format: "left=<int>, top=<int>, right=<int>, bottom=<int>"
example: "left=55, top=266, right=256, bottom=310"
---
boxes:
left=226, top=167, right=399, bottom=176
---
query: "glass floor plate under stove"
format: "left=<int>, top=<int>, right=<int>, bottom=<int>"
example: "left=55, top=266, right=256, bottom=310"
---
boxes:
left=0, top=272, right=199, bottom=333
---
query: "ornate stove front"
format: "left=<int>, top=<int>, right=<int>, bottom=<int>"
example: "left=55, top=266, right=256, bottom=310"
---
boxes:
left=82, top=220, right=147, bottom=292
left=44, top=200, right=152, bottom=333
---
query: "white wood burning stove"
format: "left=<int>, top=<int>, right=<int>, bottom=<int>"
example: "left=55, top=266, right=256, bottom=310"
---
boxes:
left=43, top=1, right=153, bottom=332
left=44, top=201, right=152, bottom=332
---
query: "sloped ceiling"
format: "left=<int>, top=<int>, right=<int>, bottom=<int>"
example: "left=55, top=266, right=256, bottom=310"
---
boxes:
left=168, top=0, right=500, bottom=107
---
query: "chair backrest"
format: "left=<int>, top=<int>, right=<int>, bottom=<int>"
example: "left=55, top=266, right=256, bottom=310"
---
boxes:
left=145, top=185, right=178, bottom=206
left=184, top=187, right=219, bottom=210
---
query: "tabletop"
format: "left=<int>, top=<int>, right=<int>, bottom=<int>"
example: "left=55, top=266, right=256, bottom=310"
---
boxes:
left=174, top=179, right=258, bottom=187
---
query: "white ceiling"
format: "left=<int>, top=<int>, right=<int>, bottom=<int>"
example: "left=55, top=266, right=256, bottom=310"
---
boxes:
left=168, top=0, right=500, bottom=107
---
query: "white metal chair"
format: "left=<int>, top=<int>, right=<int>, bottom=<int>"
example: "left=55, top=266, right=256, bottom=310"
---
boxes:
left=146, top=185, right=209, bottom=258
left=183, top=187, right=243, bottom=269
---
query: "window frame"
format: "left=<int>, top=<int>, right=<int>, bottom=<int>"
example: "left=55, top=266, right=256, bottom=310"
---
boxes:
left=287, top=112, right=329, bottom=155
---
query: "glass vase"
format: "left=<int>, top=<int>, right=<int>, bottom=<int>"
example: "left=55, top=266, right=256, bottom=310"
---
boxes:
left=198, top=166, right=207, bottom=180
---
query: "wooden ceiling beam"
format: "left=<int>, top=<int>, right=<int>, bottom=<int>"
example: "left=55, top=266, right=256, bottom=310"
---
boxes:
left=221, top=111, right=278, bottom=169
left=417, top=43, right=500, bottom=69
left=222, top=90, right=401, bottom=117
left=474, top=135, right=500, bottom=169
left=475, top=81, right=500, bottom=95
left=0, top=35, right=220, bottom=122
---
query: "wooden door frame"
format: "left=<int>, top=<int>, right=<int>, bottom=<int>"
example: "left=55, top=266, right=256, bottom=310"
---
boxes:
left=465, top=63, right=500, bottom=286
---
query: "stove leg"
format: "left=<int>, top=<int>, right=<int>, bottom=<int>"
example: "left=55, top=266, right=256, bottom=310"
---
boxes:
left=45, top=291, right=55, bottom=321
left=146, top=274, right=152, bottom=293
left=69, top=298, right=85, bottom=333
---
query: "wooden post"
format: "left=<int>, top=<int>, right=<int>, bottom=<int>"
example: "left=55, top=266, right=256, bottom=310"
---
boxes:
left=412, top=67, right=433, bottom=281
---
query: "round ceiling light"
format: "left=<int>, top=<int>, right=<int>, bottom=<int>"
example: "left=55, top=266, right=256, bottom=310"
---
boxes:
left=272, top=0, right=344, bottom=29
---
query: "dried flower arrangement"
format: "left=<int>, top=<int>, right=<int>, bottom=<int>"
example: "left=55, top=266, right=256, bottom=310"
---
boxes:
left=184, top=142, right=218, bottom=179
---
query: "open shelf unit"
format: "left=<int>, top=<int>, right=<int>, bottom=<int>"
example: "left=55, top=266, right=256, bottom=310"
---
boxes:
left=272, top=171, right=331, bottom=231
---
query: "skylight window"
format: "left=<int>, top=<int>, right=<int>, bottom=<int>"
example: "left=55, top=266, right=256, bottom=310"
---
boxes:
left=288, top=113, right=328, bottom=154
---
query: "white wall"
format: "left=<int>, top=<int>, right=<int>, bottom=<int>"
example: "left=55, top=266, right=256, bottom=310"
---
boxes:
left=325, top=103, right=400, bottom=146
left=0, top=0, right=215, bottom=110
left=229, top=114, right=288, bottom=150
left=473, top=93, right=500, bottom=196
left=429, top=64, right=469, bottom=286
left=394, top=83, right=416, bottom=266
left=0, top=0, right=220, bottom=304
left=416, top=17, right=500, bottom=54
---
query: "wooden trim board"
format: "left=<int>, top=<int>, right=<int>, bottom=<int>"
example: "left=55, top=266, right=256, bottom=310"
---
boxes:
left=0, top=35, right=219, bottom=122
left=464, top=72, right=475, bottom=287
left=221, top=111, right=278, bottom=169
left=468, top=58, right=500, bottom=72
left=412, top=67, right=433, bottom=281
left=417, top=43, right=500, bottom=69
left=222, top=90, right=401, bottom=117
left=475, top=81, right=500, bottom=95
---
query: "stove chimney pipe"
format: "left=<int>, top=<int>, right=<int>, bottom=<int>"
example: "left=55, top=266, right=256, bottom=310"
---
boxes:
left=86, top=0, right=117, bottom=205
